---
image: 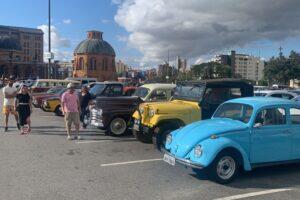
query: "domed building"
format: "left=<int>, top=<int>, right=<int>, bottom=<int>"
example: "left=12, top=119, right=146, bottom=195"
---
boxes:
left=73, top=31, right=116, bottom=81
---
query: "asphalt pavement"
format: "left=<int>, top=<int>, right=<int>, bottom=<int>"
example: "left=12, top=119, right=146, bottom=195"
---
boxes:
left=0, top=94, right=300, bottom=200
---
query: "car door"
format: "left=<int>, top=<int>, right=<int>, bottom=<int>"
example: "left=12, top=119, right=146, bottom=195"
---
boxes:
left=290, top=107, right=300, bottom=159
left=250, top=106, right=292, bottom=164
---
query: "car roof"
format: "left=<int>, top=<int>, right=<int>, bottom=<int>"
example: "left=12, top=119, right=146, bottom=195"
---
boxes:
left=227, top=97, right=299, bottom=109
left=140, top=83, right=176, bottom=90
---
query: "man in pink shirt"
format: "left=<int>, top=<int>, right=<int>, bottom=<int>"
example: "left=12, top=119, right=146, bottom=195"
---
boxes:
left=61, top=83, right=81, bottom=140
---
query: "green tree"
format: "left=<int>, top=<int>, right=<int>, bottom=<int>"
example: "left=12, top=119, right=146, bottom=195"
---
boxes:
left=264, top=51, right=300, bottom=85
left=191, top=62, right=232, bottom=79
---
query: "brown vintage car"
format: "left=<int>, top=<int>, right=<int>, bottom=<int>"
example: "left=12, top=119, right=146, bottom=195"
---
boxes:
left=89, top=96, right=142, bottom=136
left=32, top=86, right=66, bottom=108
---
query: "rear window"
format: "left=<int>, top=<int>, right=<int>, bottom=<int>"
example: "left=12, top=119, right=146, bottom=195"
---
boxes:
left=255, top=92, right=267, bottom=96
left=290, top=108, right=300, bottom=124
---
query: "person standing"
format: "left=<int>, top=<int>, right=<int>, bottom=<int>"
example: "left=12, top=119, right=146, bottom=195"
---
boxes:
left=15, top=85, right=32, bottom=135
left=79, top=86, right=92, bottom=129
left=2, top=76, right=20, bottom=132
left=61, top=83, right=81, bottom=140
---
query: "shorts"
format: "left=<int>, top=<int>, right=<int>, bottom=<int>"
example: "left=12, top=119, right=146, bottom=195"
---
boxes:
left=65, top=112, right=80, bottom=126
left=3, top=105, right=17, bottom=115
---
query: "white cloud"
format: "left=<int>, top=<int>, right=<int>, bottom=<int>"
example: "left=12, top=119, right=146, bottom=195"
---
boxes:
left=63, top=19, right=72, bottom=24
left=37, top=24, right=71, bottom=61
left=116, top=35, right=128, bottom=42
left=115, top=0, right=300, bottom=65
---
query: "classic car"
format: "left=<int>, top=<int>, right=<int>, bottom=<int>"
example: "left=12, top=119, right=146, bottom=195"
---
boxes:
left=164, top=97, right=300, bottom=183
left=42, top=89, right=81, bottom=116
left=254, top=90, right=298, bottom=99
left=43, top=82, right=126, bottom=117
left=132, top=79, right=253, bottom=149
left=32, top=86, right=66, bottom=108
left=31, top=79, right=80, bottom=93
left=89, top=84, right=175, bottom=136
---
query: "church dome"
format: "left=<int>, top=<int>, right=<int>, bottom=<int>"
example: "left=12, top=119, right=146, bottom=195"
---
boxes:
left=74, top=31, right=115, bottom=56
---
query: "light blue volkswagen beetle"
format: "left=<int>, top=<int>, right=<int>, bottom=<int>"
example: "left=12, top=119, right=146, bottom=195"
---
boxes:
left=164, top=97, right=300, bottom=183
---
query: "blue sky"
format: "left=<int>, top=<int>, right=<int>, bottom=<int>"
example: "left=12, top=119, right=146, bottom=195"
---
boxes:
left=0, top=0, right=140, bottom=64
left=0, top=0, right=300, bottom=67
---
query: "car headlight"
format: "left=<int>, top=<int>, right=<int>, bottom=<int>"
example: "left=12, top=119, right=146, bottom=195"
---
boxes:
left=149, top=109, right=155, bottom=117
left=166, top=134, right=172, bottom=144
left=194, top=145, right=202, bottom=157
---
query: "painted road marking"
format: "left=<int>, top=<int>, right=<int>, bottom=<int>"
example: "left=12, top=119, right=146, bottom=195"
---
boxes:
left=214, top=188, right=292, bottom=200
left=76, top=138, right=136, bottom=144
left=101, top=158, right=163, bottom=167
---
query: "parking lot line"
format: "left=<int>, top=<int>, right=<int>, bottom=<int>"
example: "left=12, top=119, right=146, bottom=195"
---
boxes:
left=214, top=188, right=292, bottom=200
left=101, top=158, right=163, bottom=167
left=76, top=138, right=136, bottom=144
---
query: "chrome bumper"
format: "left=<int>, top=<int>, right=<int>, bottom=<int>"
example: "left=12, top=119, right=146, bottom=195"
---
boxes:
left=163, top=149, right=204, bottom=169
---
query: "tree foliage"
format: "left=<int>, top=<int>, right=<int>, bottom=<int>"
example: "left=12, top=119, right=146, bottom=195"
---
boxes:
left=191, top=62, right=232, bottom=79
left=264, top=51, right=300, bottom=85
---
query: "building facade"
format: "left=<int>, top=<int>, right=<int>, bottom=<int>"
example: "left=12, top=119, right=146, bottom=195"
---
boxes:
left=176, top=56, right=187, bottom=73
left=115, top=60, right=128, bottom=76
left=0, top=25, right=45, bottom=79
left=234, top=53, right=264, bottom=82
left=216, top=50, right=264, bottom=81
left=73, top=30, right=116, bottom=81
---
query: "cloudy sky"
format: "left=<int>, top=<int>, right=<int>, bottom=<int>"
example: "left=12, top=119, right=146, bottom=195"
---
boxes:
left=1, top=0, right=300, bottom=67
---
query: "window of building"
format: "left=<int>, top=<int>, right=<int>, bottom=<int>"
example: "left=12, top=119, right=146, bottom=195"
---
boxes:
left=78, top=57, right=84, bottom=70
left=89, top=58, right=97, bottom=70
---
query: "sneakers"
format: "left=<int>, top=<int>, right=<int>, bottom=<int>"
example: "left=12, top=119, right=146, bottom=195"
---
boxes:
left=67, top=135, right=72, bottom=140
left=4, top=127, right=8, bottom=132
left=73, top=135, right=82, bottom=140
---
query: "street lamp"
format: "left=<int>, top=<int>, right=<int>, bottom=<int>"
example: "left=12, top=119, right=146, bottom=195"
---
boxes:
left=48, top=0, right=51, bottom=79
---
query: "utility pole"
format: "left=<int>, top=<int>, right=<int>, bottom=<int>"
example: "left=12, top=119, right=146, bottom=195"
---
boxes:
left=48, top=0, right=51, bottom=78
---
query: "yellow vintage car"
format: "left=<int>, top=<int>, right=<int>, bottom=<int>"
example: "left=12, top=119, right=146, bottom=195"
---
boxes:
left=41, top=97, right=63, bottom=116
left=132, top=79, right=254, bottom=149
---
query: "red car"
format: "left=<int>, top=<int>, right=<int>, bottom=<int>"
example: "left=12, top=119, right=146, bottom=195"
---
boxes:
left=32, top=86, right=66, bottom=108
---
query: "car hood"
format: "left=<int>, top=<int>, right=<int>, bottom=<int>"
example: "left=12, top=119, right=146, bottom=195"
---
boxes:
left=141, top=100, right=199, bottom=115
left=170, top=118, right=248, bottom=157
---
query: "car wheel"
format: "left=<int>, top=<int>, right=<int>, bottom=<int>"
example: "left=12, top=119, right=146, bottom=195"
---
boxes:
left=54, top=106, right=63, bottom=116
left=209, top=151, right=239, bottom=184
left=153, top=124, right=177, bottom=150
left=109, top=117, right=127, bottom=136
left=133, top=129, right=152, bottom=143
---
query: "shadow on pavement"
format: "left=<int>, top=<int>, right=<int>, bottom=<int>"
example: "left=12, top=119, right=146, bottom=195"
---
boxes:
left=190, top=163, right=300, bottom=189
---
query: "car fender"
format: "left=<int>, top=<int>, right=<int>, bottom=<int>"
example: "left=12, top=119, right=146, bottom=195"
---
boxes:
left=193, top=137, right=252, bottom=171
left=149, top=114, right=188, bottom=128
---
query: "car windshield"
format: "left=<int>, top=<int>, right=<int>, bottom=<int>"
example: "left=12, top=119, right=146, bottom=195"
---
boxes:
left=173, top=84, right=205, bottom=102
left=255, top=92, right=267, bottom=97
left=90, top=84, right=106, bottom=96
left=213, top=103, right=253, bottom=123
left=46, top=87, right=63, bottom=94
left=132, top=87, right=149, bottom=98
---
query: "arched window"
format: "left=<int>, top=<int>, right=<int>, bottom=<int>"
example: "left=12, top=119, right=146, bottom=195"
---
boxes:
left=90, top=58, right=97, bottom=70
left=78, top=57, right=84, bottom=70
left=103, top=58, right=108, bottom=71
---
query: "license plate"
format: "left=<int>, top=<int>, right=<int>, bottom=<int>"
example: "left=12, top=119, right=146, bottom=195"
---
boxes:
left=133, top=124, right=139, bottom=131
left=163, top=154, right=175, bottom=166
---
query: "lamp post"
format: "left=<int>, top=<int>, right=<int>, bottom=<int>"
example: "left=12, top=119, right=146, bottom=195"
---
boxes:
left=48, top=0, right=51, bottom=78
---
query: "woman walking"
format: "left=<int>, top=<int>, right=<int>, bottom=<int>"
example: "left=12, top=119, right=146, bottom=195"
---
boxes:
left=14, top=85, right=32, bottom=135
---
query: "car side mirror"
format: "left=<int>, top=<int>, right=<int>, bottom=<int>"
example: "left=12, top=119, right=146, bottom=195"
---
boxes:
left=254, top=123, right=262, bottom=128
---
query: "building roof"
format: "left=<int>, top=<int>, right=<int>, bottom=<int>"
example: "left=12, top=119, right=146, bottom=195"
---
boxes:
left=74, top=39, right=115, bottom=56
left=0, top=25, right=43, bottom=34
left=0, top=35, right=22, bottom=51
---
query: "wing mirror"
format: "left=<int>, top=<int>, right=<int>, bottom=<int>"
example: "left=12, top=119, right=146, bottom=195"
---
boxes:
left=254, top=123, right=262, bottom=128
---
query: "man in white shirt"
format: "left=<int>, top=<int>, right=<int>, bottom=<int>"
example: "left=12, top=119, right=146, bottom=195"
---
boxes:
left=2, top=76, right=20, bottom=132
